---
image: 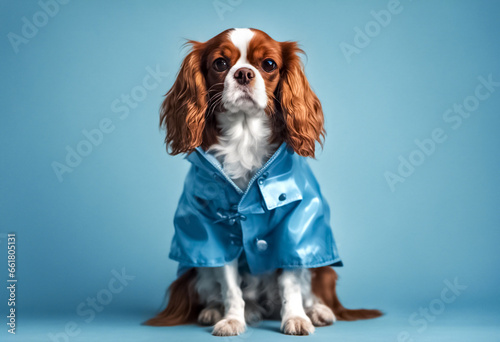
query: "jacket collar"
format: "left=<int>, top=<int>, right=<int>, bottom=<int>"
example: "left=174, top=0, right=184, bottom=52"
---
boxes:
left=187, top=143, right=289, bottom=195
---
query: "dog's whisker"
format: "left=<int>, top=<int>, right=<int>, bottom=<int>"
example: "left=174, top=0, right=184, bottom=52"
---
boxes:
left=207, top=97, right=222, bottom=118
left=207, top=83, right=225, bottom=93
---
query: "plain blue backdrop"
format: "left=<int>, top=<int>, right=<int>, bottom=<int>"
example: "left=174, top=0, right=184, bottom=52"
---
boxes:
left=1, top=0, right=499, bottom=341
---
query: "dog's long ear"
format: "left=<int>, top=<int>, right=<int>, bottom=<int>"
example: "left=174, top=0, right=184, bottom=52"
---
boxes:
left=278, top=42, right=324, bottom=157
left=161, top=41, right=208, bottom=155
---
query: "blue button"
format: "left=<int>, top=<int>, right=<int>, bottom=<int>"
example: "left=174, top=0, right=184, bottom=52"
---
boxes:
left=258, top=178, right=264, bottom=185
left=239, top=215, right=247, bottom=221
left=256, top=239, right=268, bottom=252
left=279, top=193, right=287, bottom=201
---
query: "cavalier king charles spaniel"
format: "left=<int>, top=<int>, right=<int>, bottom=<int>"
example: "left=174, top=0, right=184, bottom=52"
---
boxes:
left=146, top=28, right=381, bottom=336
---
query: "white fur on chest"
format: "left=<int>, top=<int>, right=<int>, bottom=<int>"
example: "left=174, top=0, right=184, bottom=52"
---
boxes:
left=209, top=111, right=275, bottom=190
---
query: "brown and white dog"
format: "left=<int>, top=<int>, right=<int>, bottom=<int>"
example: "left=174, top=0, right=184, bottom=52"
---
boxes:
left=146, top=28, right=381, bottom=336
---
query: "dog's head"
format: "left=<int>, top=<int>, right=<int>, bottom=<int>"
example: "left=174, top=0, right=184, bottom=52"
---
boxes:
left=161, top=28, right=324, bottom=157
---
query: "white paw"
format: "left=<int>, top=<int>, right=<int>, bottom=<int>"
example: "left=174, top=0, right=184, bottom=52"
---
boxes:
left=212, top=318, right=246, bottom=336
left=198, top=307, right=223, bottom=326
left=306, top=303, right=336, bottom=327
left=281, top=316, right=315, bottom=335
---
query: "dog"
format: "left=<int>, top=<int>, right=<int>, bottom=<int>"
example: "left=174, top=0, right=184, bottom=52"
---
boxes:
left=146, top=28, right=382, bottom=336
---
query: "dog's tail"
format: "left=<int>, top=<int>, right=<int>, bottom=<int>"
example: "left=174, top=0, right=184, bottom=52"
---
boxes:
left=311, top=266, right=383, bottom=321
left=143, top=268, right=201, bottom=326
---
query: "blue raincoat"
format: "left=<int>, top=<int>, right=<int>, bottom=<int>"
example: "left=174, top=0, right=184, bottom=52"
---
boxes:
left=169, top=143, right=343, bottom=276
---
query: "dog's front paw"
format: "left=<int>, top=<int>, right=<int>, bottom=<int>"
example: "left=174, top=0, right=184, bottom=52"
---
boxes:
left=198, top=307, right=223, bottom=326
left=281, top=316, right=315, bottom=336
left=212, top=318, right=246, bottom=336
left=306, top=303, right=336, bottom=327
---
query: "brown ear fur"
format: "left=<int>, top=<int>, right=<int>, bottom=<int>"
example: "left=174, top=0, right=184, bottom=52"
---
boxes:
left=160, top=41, right=211, bottom=155
left=277, top=42, right=325, bottom=158
left=311, top=266, right=383, bottom=321
left=144, top=268, right=201, bottom=326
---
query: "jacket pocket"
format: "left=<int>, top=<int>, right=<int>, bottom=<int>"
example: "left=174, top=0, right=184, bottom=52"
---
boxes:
left=258, top=171, right=303, bottom=211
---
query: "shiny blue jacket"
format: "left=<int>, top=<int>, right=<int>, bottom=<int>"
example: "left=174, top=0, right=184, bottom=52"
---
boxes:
left=169, top=143, right=342, bottom=276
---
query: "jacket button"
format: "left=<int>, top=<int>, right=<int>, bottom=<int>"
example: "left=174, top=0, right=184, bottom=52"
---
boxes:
left=239, top=215, right=247, bottom=221
left=258, top=178, right=264, bottom=185
left=279, top=193, right=287, bottom=201
left=256, top=239, right=268, bottom=252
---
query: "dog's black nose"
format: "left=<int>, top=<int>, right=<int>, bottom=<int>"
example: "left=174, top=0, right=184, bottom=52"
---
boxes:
left=234, top=68, right=255, bottom=85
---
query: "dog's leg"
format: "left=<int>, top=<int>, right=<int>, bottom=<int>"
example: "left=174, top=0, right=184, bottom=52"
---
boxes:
left=196, top=268, right=223, bottom=326
left=211, top=259, right=246, bottom=336
left=198, top=302, right=223, bottom=326
left=300, top=270, right=336, bottom=327
left=241, top=272, right=264, bottom=324
left=279, top=269, right=315, bottom=335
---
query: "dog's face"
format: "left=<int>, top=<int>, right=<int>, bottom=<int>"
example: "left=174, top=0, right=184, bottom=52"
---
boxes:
left=161, top=28, right=324, bottom=157
left=204, top=29, right=281, bottom=115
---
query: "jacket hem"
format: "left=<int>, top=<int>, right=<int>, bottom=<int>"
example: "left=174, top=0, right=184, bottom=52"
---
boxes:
left=276, top=257, right=343, bottom=270
left=169, top=250, right=243, bottom=268
left=171, top=253, right=342, bottom=274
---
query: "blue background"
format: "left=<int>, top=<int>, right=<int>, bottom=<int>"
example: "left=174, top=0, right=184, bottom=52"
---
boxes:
left=1, top=0, right=499, bottom=341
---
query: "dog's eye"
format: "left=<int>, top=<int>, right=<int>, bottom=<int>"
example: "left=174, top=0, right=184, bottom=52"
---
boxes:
left=213, top=58, right=229, bottom=72
left=262, top=59, right=277, bottom=72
